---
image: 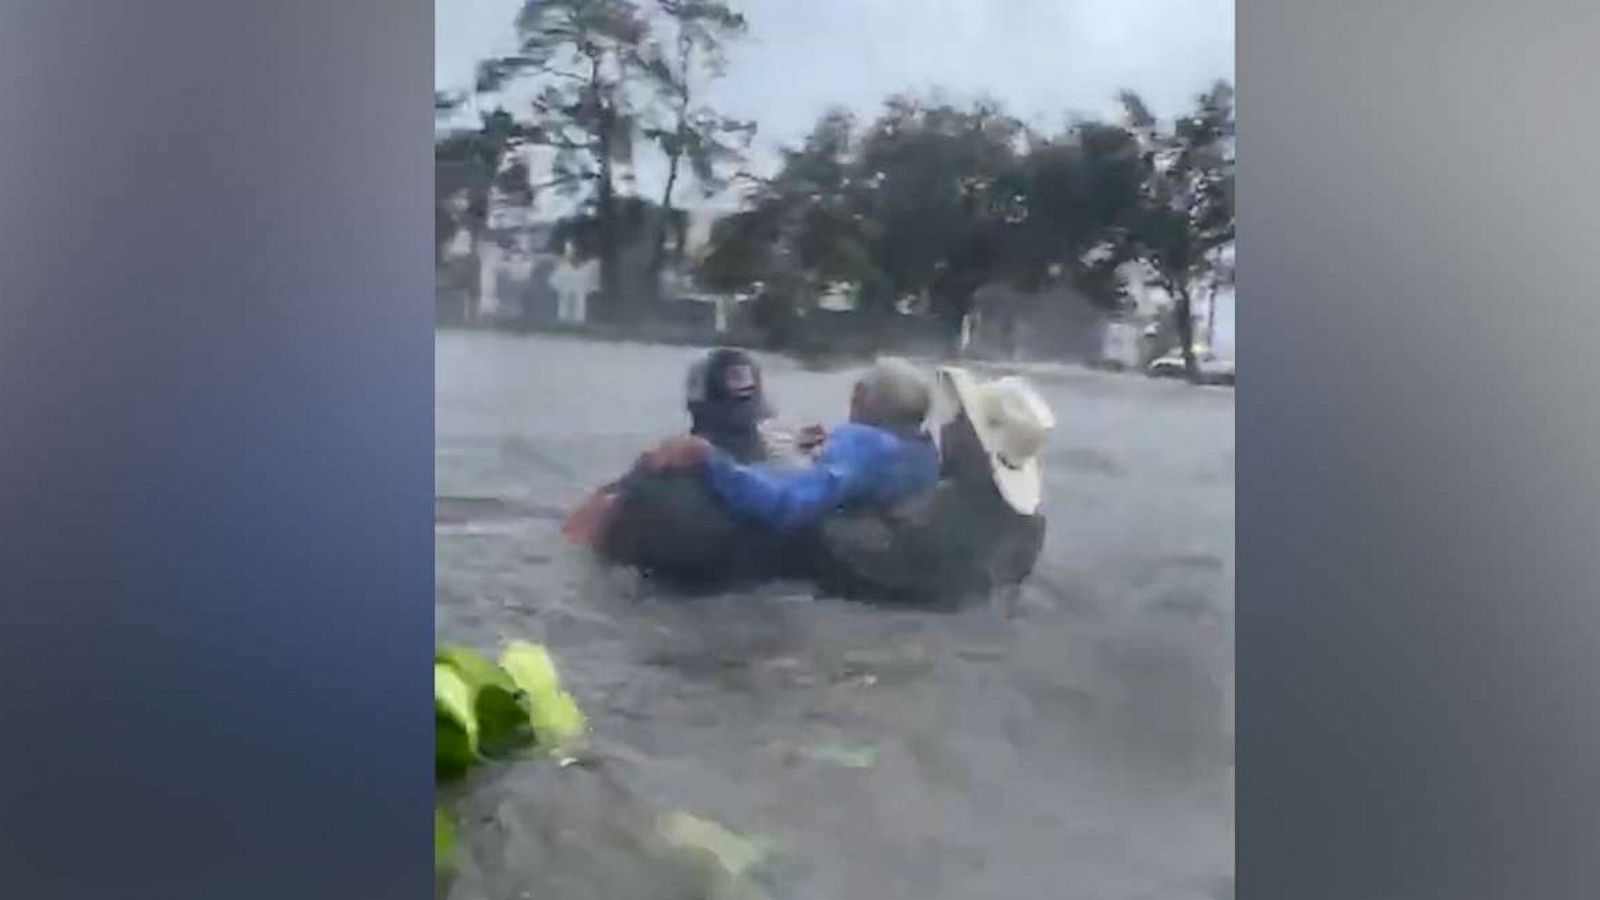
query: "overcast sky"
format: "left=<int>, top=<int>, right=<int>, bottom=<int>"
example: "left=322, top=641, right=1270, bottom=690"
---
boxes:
left=437, top=0, right=1233, bottom=160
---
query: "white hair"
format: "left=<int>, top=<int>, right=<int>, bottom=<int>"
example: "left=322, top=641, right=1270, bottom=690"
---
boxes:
left=854, top=357, right=931, bottom=427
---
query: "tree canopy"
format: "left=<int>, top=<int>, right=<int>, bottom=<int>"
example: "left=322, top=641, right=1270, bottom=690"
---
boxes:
left=436, top=0, right=1235, bottom=378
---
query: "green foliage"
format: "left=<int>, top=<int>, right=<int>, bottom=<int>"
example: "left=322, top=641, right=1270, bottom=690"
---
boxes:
left=439, top=0, right=1233, bottom=363
left=434, top=640, right=588, bottom=781
left=434, top=108, right=532, bottom=260
left=499, top=641, right=588, bottom=751
left=648, top=0, right=754, bottom=197
left=548, top=195, right=686, bottom=259
left=639, top=0, right=755, bottom=293
left=852, top=96, right=1023, bottom=303
left=462, top=0, right=673, bottom=307
left=697, top=207, right=779, bottom=292
left=697, top=94, right=1150, bottom=340
left=435, top=805, right=458, bottom=873
left=435, top=91, right=465, bottom=118
left=437, top=645, right=540, bottom=760
left=1116, top=80, right=1235, bottom=378
left=693, top=83, right=1234, bottom=355
left=434, top=663, right=478, bottom=780
left=494, top=0, right=658, bottom=190
left=434, top=641, right=589, bottom=877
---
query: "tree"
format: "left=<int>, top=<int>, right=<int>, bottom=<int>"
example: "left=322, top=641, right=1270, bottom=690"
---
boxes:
left=853, top=96, right=1025, bottom=342
left=434, top=108, right=533, bottom=264
left=845, top=97, right=1147, bottom=351
left=696, top=109, right=878, bottom=346
left=435, top=90, right=465, bottom=119
left=645, top=1, right=754, bottom=295
left=699, top=108, right=863, bottom=296
left=1119, top=81, right=1235, bottom=381
left=479, top=0, right=667, bottom=319
left=698, top=100, right=1025, bottom=348
left=694, top=88, right=1221, bottom=363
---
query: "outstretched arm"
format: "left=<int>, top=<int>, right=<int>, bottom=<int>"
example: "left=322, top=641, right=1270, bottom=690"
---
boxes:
left=704, top=427, right=882, bottom=531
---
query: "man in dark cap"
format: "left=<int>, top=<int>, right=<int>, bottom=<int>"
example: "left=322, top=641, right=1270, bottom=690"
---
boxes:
left=564, top=348, right=797, bottom=586
left=683, top=347, right=774, bottom=463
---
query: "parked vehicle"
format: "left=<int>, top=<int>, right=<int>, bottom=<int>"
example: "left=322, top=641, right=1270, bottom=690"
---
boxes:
left=1148, top=351, right=1235, bottom=385
left=1147, top=353, right=1187, bottom=379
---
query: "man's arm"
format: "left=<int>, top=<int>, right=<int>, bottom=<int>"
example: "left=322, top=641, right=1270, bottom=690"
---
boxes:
left=703, top=426, right=884, bottom=531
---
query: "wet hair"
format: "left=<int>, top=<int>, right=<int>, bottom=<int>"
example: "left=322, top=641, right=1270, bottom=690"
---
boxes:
left=853, top=357, right=931, bottom=430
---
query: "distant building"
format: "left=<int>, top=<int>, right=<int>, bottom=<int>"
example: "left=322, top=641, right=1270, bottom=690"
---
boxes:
left=444, top=195, right=739, bottom=336
left=549, top=243, right=598, bottom=325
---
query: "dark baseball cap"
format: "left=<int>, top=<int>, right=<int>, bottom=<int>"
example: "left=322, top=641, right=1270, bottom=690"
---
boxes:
left=685, top=348, right=774, bottom=417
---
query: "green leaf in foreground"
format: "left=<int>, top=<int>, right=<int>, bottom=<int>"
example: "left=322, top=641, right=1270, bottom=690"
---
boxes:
left=499, top=640, right=587, bottom=751
left=435, top=663, right=478, bottom=779
left=435, top=805, right=457, bottom=873
left=437, top=644, right=539, bottom=759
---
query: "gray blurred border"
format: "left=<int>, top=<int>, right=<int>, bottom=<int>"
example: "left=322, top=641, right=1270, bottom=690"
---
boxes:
left=1240, top=0, right=1600, bottom=897
left=3, top=0, right=1600, bottom=898
left=0, top=2, right=434, bottom=898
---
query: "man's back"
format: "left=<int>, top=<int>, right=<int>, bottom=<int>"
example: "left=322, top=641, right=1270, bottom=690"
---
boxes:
left=813, top=476, right=1046, bottom=606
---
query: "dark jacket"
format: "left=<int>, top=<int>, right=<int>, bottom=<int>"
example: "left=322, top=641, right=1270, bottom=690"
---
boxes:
left=600, top=470, right=790, bottom=588
left=812, top=475, right=1046, bottom=607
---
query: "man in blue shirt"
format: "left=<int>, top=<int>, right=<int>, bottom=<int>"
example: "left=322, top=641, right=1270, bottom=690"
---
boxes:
left=640, top=357, right=941, bottom=535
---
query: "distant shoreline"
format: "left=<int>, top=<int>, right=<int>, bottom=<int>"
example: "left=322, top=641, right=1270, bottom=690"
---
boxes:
left=434, top=324, right=1235, bottom=390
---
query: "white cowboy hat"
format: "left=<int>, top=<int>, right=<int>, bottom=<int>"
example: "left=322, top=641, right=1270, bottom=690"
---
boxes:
left=935, top=367, right=1056, bottom=515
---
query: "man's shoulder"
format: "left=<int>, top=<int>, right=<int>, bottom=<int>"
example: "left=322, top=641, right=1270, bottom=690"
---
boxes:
left=816, top=423, right=888, bottom=461
left=827, top=422, right=890, bottom=443
left=828, top=423, right=924, bottom=455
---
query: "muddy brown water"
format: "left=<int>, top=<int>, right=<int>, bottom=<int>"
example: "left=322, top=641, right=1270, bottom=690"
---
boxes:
left=436, top=331, right=1234, bottom=900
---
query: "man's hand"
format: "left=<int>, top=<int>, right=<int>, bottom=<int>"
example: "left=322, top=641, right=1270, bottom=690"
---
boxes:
left=796, top=424, right=827, bottom=454
left=561, top=485, right=619, bottom=547
left=639, top=435, right=712, bottom=472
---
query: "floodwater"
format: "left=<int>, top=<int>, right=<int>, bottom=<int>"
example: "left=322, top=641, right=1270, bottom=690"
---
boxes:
left=436, top=330, right=1235, bottom=900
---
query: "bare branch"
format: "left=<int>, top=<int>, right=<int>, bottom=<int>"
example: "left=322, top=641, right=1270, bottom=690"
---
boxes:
left=532, top=171, right=597, bottom=192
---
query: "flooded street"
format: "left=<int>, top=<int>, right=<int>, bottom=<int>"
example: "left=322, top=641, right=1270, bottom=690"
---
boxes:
left=436, top=330, right=1234, bottom=900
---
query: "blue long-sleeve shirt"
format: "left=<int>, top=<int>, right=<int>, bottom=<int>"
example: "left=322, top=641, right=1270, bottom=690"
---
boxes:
left=702, top=422, right=939, bottom=532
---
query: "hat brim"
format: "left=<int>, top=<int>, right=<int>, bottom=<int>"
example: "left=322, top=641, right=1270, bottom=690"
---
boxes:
left=937, top=367, right=1043, bottom=515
